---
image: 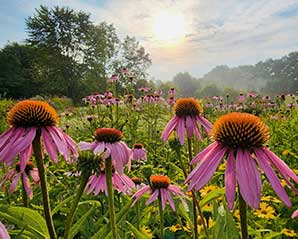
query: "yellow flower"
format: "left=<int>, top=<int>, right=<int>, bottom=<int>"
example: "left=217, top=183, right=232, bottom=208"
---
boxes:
left=233, top=209, right=240, bottom=221
left=261, top=195, right=281, bottom=203
left=197, top=217, right=215, bottom=234
left=169, top=224, right=182, bottom=232
left=293, top=169, right=298, bottom=175
left=141, top=226, right=153, bottom=238
left=203, top=203, right=213, bottom=212
left=280, top=179, right=288, bottom=187
left=253, top=202, right=276, bottom=219
left=218, top=162, right=226, bottom=171
left=281, top=228, right=297, bottom=237
left=200, top=185, right=219, bottom=197
left=282, top=150, right=291, bottom=156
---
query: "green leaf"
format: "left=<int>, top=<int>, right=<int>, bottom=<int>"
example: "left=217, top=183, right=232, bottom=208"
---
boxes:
left=91, top=199, right=133, bottom=239
left=52, top=195, right=75, bottom=215
left=0, top=205, right=49, bottom=238
left=199, top=188, right=225, bottom=208
left=126, top=221, right=151, bottom=239
left=69, top=204, right=96, bottom=239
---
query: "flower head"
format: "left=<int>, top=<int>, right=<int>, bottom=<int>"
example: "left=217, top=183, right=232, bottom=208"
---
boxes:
left=253, top=202, right=276, bottom=219
left=0, top=100, right=78, bottom=166
left=132, top=143, right=147, bottom=161
left=186, top=112, right=298, bottom=210
left=132, top=175, right=187, bottom=211
left=78, top=128, right=131, bottom=174
left=161, top=98, right=212, bottom=145
left=0, top=161, right=40, bottom=199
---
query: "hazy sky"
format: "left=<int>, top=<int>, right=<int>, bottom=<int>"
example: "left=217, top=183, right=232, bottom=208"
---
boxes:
left=1, top=0, right=298, bottom=81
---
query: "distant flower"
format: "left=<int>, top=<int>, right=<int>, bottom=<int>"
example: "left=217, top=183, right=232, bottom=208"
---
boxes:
left=78, top=128, right=131, bottom=174
left=86, top=171, right=134, bottom=196
left=281, top=229, right=297, bottom=237
left=132, top=143, right=147, bottom=161
left=0, top=222, right=10, bottom=239
left=0, top=100, right=78, bottom=166
left=138, top=87, right=151, bottom=92
left=291, top=209, right=298, bottom=219
left=167, top=96, right=176, bottom=105
left=161, top=98, right=212, bottom=145
left=186, top=112, right=298, bottom=210
left=168, top=88, right=176, bottom=96
left=205, top=102, right=213, bottom=108
left=237, top=94, right=245, bottom=102
left=107, top=74, right=118, bottom=83
left=0, top=161, right=39, bottom=199
left=247, top=92, right=257, bottom=98
left=121, top=67, right=128, bottom=75
left=131, top=177, right=145, bottom=190
left=143, top=94, right=155, bottom=103
left=132, top=175, right=187, bottom=211
left=253, top=202, right=276, bottom=219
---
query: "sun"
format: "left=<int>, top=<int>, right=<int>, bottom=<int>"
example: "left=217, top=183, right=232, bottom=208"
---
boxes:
left=152, top=11, right=187, bottom=44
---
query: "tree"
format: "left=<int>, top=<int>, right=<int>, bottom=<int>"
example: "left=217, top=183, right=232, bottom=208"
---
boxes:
left=173, top=72, right=200, bottom=97
left=0, top=43, right=38, bottom=98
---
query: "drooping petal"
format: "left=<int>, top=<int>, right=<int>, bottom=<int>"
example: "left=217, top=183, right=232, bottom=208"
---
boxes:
left=165, top=189, right=175, bottom=211
left=262, top=147, right=298, bottom=183
left=236, top=149, right=261, bottom=209
left=78, top=141, right=97, bottom=151
left=186, top=144, right=226, bottom=191
left=291, top=209, right=298, bottom=219
left=113, top=174, right=125, bottom=193
left=0, top=170, right=16, bottom=191
left=176, top=117, right=185, bottom=145
left=0, top=127, right=15, bottom=150
left=8, top=173, right=21, bottom=194
left=42, top=128, right=59, bottom=164
left=161, top=116, right=178, bottom=141
left=146, top=189, right=159, bottom=205
left=94, top=175, right=105, bottom=196
left=93, top=142, right=106, bottom=155
left=255, top=148, right=291, bottom=207
left=160, top=188, right=167, bottom=209
left=0, top=221, right=10, bottom=239
left=20, top=145, right=33, bottom=171
left=86, top=175, right=98, bottom=194
left=197, top=115, right=213, bottom=134
left=192, top=116, right=203, bottom=142
left=185, top=116, right=194, bottom=139
left=22, top=174, right=33, bottom=199
left=225, top=150, right=236, bottom=211
left=131, top=185, right=151, bottom=207
left=191, top=142, right=218, bottom=165
left=29, top=168, right=40, bottom=186
left=47, top=127, right=70, bottom=162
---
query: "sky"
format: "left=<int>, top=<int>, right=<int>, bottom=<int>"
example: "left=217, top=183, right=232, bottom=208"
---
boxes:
left=1, top=0, right=298, bottom=81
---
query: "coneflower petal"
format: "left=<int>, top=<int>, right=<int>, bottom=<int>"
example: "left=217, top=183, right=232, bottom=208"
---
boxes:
left=197, top=115, right=212, bottom=134
left=48, top=127, right=69, bottom=162
left=0, top=127, right=15, bottom=150
left=185, top=116, right=194, bottom=139
left=161, top=116, right=178, bottom=141
left=177, top=118, right=185, bottom=145
left=191, top=142, right=218, bottom=165
left=42, top=128, right=58, bottom=164
left=78, top=141, right=97, bottom=151
left=192, top=116, right=203, bottom=142
left=20, top=145, right=32, bottom=171
left=132, top=185, right=150, bottom=207
left=236, top=149, right=261, bottom=208
left=160, top=188, right=167, bottom=209
left=255, top=149, right=291, bottom=207
left=225, top=150, right=236, bottom=211
left=146, top=189, right=159, bottom=205
left=165, top=189, right=175, bottom=211
left=8, top=173, right=21, bottom=194
left=22, top=174, right=33, bottom=199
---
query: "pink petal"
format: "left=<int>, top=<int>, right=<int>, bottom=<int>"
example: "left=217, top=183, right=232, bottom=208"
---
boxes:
left=9, top=173, right=21, bottom=194
left=186, top=144, right=226, bottom=191
left=146, top=189, right=159, bottom=205
left=191, top=142, right=218, bottom=165
left=225, top=150, right=236, bottom=211
left=291, top=209, right=298, bottom=219
left=47, top=127, right=69, bottom=161
left=42, top=128, right=58, bottom=164
left=255, top=148, right=291, bottom=207
left=161, top=116, right=178, bottom=141
left=78, top=141, right=97, bottom=151
left=93, top=142, right=106, bottom=155
left=0, top=222, right=10, bottom=239
left=236, top=149, right=261, bottom=209
left=185, top=116, right=194, bottom=139
left=192, top=117, right=203, bottom=142
left=132, top=185, right=150, bottom=207
left=197, top=115, right=212, bottom=134
left=176, top=117, right=185, bottom=145
left=0, top=127, right=15, bottom=149
left=160, top=188, right=167, bottom=209
left=22, top=174, right=33, bottom=199
left=165, top=189, right=175, bottom=211
left=29, top=169, right=40, bottom=186
left=20, top=145, right=33, bottom=171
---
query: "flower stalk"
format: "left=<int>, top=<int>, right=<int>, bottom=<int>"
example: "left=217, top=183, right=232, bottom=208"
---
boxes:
left=21, top=177, right=28, bottom=208
left=32, top=128, right=56, bottom=239
left=239, top=193, right=248, bottom=239
left=64, top=172, right=91, bottom=239
left=105, top=157, right=118, bottom=239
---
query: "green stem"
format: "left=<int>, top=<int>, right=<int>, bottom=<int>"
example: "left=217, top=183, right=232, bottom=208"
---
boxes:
left=187, top=138, right=209, bottom=239
left=239, top=193, right=248, bottom=239
left=158, top=192, right=164, bottom=239
left=105, top=157, right=118, bottom=239
left=21, top=175, right=28, bottom=208
left=64, top=173, right=90, bottom=239
left=136, top=201, right=140, bottom=230
left=32, top=128, right=56, bottom=239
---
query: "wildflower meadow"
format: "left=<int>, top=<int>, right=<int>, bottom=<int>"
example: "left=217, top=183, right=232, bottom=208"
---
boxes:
left=0, top=76, right=297, bottom=238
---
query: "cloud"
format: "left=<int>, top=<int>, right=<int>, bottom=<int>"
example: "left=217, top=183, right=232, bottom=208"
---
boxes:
left=1, top=0, right=298, bottom=81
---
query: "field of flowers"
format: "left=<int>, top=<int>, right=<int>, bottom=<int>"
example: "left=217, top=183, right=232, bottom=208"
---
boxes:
left=0, top=77, right=298, bottom=239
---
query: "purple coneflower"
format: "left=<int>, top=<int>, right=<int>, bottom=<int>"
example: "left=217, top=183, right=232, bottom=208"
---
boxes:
left=78, top=128, right=131, bottom=174
left=161, top=98, right=212, bottom=145
left=0, top=100, right=78, bottom=166
left=0, top=222, right=10, bottom=239
left=86, top=171, right=134, bottom=196
left=132, top=143, right=147, bottom=161
left=121, top=67, right=128, bottom=75
left=1, top=161, right=39, bottom=199
left=107, top=74, right=118, bottom=83
left=132, top=175, right=187, bottom=211
left=186, top=112, right=298, bottom=210
left=168, top=88, right=176, bottom=96
left=292, top=209, right=298, bottom=219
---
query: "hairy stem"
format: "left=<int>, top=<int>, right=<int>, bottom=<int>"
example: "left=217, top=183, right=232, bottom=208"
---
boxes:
left=239, top=193, right=248, bottom=239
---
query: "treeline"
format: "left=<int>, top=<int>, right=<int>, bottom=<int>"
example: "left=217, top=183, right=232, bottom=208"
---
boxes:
left=0, top=6, right=152, bottom=102
left=160, top=51, right=298, bottom=98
